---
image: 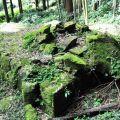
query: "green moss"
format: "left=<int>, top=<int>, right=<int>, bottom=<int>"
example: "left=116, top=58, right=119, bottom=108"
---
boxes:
left=25, top=104, right=38, bottom=120
left=86, top=33, right=106, bottom=43
left=55, top=53, right=87, bottom=65
left=64, top=21, right=76, bottom=30
left=39, top=24, right=51, bottom=34
left=69, top=46, right=87, bottom=55
left=23, top=31, right=38, bottom=49
left=76, top=24, right=89, bottom=32
left=40, top=72, right=74, bottom=116
left=0, top=54, right=10, bottom=80
left=43, top=43, right=57, bottom=54
left=39, top=43, right=46, bottom=52
left=85, top=35, right=120, bottom=74
left=0, top=96, right=14, bottom=111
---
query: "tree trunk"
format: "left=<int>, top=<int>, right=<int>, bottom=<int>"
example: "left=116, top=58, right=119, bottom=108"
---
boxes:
left=10, top=0, right=14, bottom=17
left=113, top=0, right=117, bottom=18
left=42, top=0, right=46, bottom=10
left=82, top=0, right=88, bottom=25
left=2, top=0, right=10, bottom=22
left=18, top=0, right=23, bottom=14
left=64, top=0, right=73, bottom=13
left=35, top=0, right=39, bottom=10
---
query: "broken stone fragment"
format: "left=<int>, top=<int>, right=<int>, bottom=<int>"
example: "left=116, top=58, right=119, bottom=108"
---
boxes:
left=37, top=34, right=50, bottom=44
left=58, top=35, right=77, bottom=51
left=22, top=82, right=40, bottom=106
left=64, top=21, right=76, bottom=31
left=69, top=46, right=87, bottom=56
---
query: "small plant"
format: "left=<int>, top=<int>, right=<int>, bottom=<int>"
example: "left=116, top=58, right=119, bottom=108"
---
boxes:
left=65, top=87, right=71, bottom=98
left=110, top=57, right=120, bottom=80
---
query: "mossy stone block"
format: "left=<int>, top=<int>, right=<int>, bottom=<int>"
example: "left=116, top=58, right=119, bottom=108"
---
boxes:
left=69, top=46, right=87, bottom=55
left=64, top=21, right=76, bottom=31
left=55, top=52, right=87, bottom=66
left=39, top=25, right=51, bottom=34
left=22, top=82, right=40, bottom=106
left=25, top=104, right=38, bottom=120
left=40, top=72, right=75, bottom=117
left=59, top=35, right=77, bottom=51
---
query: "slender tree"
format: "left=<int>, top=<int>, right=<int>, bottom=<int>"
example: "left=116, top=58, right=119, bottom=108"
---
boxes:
left=18, top=0, right=23, bottom=14
left=82, top=0, right=88, bottom=25
left=35, top=0, right=39, bottom=10
left=42, top=0, right=46, bottom=10
left=10, top=0, right=14, bottom=17
left=113, top=0, right=117, bottom=18
left=2, top=0, right=10, bottom=22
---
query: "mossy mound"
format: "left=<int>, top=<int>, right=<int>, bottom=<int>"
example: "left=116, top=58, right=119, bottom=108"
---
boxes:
left=85, top=33, right=120, bottom=74
left=25, top=104, right=39, bottom=120
left=40, top=72, right=74, bottom=117
left=86, top=32, right=106, bottom=43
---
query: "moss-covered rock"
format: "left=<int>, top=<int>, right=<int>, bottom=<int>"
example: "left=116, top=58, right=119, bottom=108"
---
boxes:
left=64, top=21, right=76, bottom=31
left=76, top=23, right=89, bottom=32
left=40, top=72, right=74, bottom=117
left=69, top=46, right=87, bottom=56
left=22, top=82, right=40, bottom=105
left=86, top=33, right=106, bottom=43
left=43, top=43, right=57, bottom=55
left=25, top=104, right=38, bottom=120
left=39, top=25, right=51, bottom=34
left=55, top=52, right=87, bottom=66
left=85, top=33, right=120, bottom=74
left=0, top=96, right=15, bottom=111
left=58, top=35, right=77, bottom=51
